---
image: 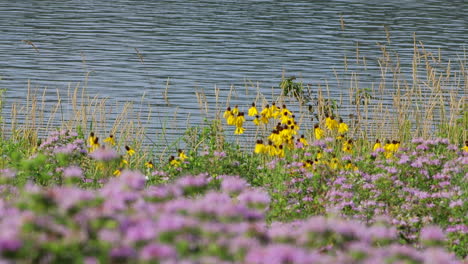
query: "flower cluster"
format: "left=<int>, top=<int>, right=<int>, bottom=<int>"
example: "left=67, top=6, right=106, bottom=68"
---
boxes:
left=0, top=173, right=462, bottom=263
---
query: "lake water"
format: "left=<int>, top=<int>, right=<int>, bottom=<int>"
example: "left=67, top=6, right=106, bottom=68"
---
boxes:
left=0, top=0, right=466, bottom=149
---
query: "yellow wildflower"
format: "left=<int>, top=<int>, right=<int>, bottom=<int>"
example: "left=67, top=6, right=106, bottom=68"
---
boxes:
left=227, top=115, right=236, bottom=126
left=90, top=137, right=100, bottom=152
left=261, top=104, right=273, bottom=119
left=88, top=132, right=96, bottom=147
left=234, top=126, right=245, bottom=135
left=103, top=134, right=116, bottom=146
left=113, top=168, right=122, bottom=176
left=253, top=115, right=260, bottom=126
left=235, top=112, right=246, bottom=127
left=338, top=118, right=348, bottom=134
left=325, top=115, right=339, bottom=131
left=270, top=103, right=281, bottom=118
left=145, top=161, right=154, bottom=169
left=223, top=107, right=233, bottom=119
left=178, top=149, right=188, bottom=161
left=125, top=145, right=135, bottom=156
left=254, top=140, right=265, bottom=154
left=232, top=105, right=239, bottom=115
left=373, top=139, right=382, bottom=152
left=169, top=156, right=180, bottom=167
left=314, top=124, right=324, bottom=140
left=462, top=141, right=468, bottom=152
left=299, top=135, right=309, bottom=146
left=342, top=139, right=353, bottom=153
left=248, top=103, right=258, bottom=116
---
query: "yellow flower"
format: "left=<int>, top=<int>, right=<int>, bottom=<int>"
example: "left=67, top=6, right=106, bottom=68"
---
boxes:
left=325, top=115, right=339, bottom=131
left=275, top=145, right=285, bottom=158
left=103, top=134, right=116, bottom=146
left=342, top=139, right=353, bottom=153
left=248, top=103, right=258, bottom=116
left=232, top=105, right=239, bottom=115
left=338, top=118, right=348, bottom=134
left=235, top=113, right=246, bottom=127
left=113, top=168, right=122, bottom=176
left=223, top=107, right=233, bottom=119
left=280, top=104, right=292, bottom=117
left=260, top=114, right=269, bottom=124
left=373, top=139, right=382, bottom=152
left=234, top=126, right=245, bottom=135
left=299, top=135, right=309, bottom=146
left=253, top=116, right=260, bottom=126
left=145, top=161, right=154, bottom=169
left=329, top=157, right=339, bottom=170
left=254, top=140, right=265, bottom=154
left=314, top=124, right=324, bottom=140
left=227, top=115, right=236, bottom=125
left=260, top=104, right=273, bottom=119
left=125, top=145, right=135, bottom=156
left=120, top=159, right=128, bottom=167
left=169, top=156, right=180, bottom=167
left=90, top=137, right=100, bottom=152
left=88, top=132, right=96, bottom=147
left=462, top=141, right=468, bottom=152
left=178, top=149, right=188, bottom=161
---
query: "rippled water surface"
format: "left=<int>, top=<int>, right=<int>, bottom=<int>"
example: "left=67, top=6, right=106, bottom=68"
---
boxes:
left=0, top=0, right=467, bottom=146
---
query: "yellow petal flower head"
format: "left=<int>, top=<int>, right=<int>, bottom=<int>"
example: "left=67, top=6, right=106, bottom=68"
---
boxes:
left=299, top=135, right=309, bottom=146
left=248, top=103, right=258, bottom=116
left=342, top=139, right=353, bottom=153
left=103, top=134, right=116, bottom=146
left=373, top=139, right=382, bottom=152
left=261, top=104, right=273, bottom=119
left=125, top=145, right=135, bottom=156
left=113, top=168, right=122, bottom=176
left=271, top=103, right=281, bottom=118
left=178, top=149, right=188, bottom=161
left=235, top=112, right=246, bottom=127
left=281, top=104, right=292, bottom=117
left=223, top=107, right=233, bottom=119
left=232, top=105, right=239, bottom=115
left=314, top=124, right=324, bottom=140
left=169, top=155, right=181, bottom=167
left=145, top=161, right=154, bottom=169
left=462, top=141, right=468, bottom=152
left=338, top=118, right=349, bottom=134
left=234, top=126, right=245, bottom=135
left=90, top=137, right=100, bottom=152
left=253, top=115, right=260, bottom=126
left=88, top=132, right=96, bottom=147
left=254, top=139, right=265, bottom=154
left=325, top=115, right=339, bottom=131
left=275, top=145, right=285, bottom=158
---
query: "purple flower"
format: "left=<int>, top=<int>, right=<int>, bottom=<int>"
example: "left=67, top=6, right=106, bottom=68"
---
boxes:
left=63, top=166, right=83, bottom=178
left=139, top=243, right=177, bottom=261
left=221, top=176, right=248, bottom=194
left=420, top=225, right=445, bottom=242
left=89, top=146, right=120, bottom=161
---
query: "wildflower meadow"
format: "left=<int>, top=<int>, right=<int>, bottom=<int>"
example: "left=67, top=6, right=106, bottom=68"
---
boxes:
left=0, top=44, right=467, bottom=263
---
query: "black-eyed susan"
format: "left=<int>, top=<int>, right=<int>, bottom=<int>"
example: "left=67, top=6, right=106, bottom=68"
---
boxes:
left=342, top=139, right=353, bottom=153
left=462, top=141, right=468, bottom=152
left=178, top=149, right=188, bottom=161
left=275, top=145, right=285, bottom=158
left=169, top=155, right=180, bottom=167
left=120, top=159, right=128, bottom=167
left=270, top=103, right=281, bottom=118
left=223, top=107, right=233, bottom=120
left=88, top=132, right=96, bottom=147
left=253, top=115, right=261, bottom=126
left=338, top=118, right=349, bottom=134
left=113, top=168, right=122, bottom=176
left=254, top=139, right=265, bottom=154
left=281, top=104, right=292, bottom=117
left=232, top=105, right=239, bottom=115
left=145, top=161, right=154, bottom=169
left=314, top=124, right=324, bottom=140
left=248, top=103, right=258, bottom=116
left=299, top=134, right=309, bottom=146
left=90, top=137, right=100, bottom=152
left=235, top=112, right=245, bottom=127
left=103, top=134, right=116, bottom=146
left=260, top=104, right=272, bottom=119
left=325, top=115, right=339, bottom=131
left=373, top=139, right=382, bottom=152
left=234, top=126, right=245, bottom=135
left=125, top=145, right=135, bottom=156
